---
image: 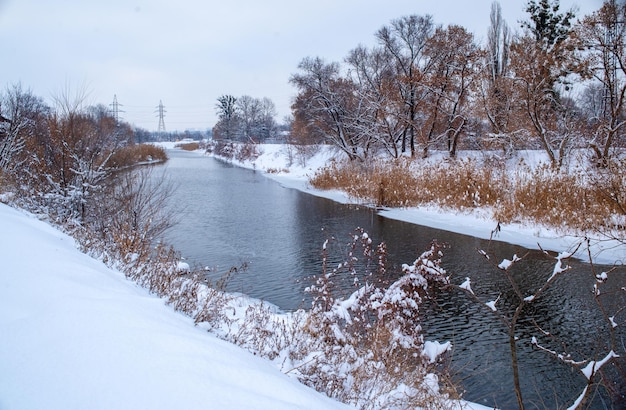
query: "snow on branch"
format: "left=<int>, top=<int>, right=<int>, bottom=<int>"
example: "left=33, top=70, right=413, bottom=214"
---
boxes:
left=530, top=336, right=587, bottom=367
left=547, top=250, right=574, bottom=282
left=459, top=277, right=473, bottom=295
left=566, top=386, right=588, bottom=410
left=478, top=249, right=490, bottom=260
left=498, top=254, right=521, bottom=270
left=580, top=350, right=620, bottom=380
left=485, top=294, right=501, bottom=312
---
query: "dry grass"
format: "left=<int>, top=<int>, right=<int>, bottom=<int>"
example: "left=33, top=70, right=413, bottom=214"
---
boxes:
left=311, top=157, right=503, bottom=209
left=175, top=142, right=200, bottom=151
left=108, top=144, right=168, bottom=168
left=310, top=156, right=626, bottom=234
left=494, top=164, right=620, bottom=231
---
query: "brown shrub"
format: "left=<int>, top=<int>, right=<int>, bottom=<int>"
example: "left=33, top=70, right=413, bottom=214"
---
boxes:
left=494, top=164, right=621, bottom=232
left=311, top=158, right=504, bottom=209
left=176, top=142, right=200, bottom=151
left=108, top=144, right=168, bottom=168
left=234, top=142, right=261, bottom=162
left=311, top=155, right=624, bottom=234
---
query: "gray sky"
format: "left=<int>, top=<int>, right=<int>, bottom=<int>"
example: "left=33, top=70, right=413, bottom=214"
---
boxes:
left=0, top=0, right=604, bottom=132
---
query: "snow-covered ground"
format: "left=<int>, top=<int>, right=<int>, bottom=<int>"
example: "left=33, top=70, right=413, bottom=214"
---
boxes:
left=0, top=203, right=352, bottom=410
left=190, top=142, right=624, bottom=265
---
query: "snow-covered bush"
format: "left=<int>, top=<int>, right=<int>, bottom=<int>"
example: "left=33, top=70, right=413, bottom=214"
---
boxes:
left=294, top=230, right=455, bottom=409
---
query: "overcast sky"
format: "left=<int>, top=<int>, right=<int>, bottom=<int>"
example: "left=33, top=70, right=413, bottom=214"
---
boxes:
left=0, top=0, right=605, bottom=132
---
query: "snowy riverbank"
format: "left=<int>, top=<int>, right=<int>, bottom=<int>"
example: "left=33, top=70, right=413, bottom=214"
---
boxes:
left=192, top=142, right=624, bottom=265
left=0, top=196, right=497, bottom=410
left=0, top=203, right=353, bottom=410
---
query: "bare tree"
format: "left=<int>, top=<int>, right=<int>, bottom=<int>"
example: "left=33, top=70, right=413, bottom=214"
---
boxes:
left=509, top=0, right=580, bottom=168
left=376, top=15, right=436, bottom=157
left=421, top=25, right=482, bottom=157
left=235, top=96, right=277, bottom=142
left=44, top=86, right=122, bottom=220
left=91, top=166, right=176, bottom=256
left=237, top=95, right=261, bottom=142
left=481, top=1, right=515, bottom=144
left=290, top=57, right=370, bottom=161
left=345, top=45, right=399, bottom=157
left=576, top=0, right=626, bottom=166
left=258, top=97, right=277, bottom=141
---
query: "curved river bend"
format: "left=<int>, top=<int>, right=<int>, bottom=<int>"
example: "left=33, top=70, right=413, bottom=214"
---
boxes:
left=155, top=149, right=625, bottom=409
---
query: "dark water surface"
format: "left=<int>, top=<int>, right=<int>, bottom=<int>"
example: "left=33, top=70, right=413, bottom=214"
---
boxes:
left=156, top=149, right=625, bottom=409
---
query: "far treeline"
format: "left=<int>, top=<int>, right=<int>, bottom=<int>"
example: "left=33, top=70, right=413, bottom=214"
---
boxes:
left=273, top=0, right=626, bottom=168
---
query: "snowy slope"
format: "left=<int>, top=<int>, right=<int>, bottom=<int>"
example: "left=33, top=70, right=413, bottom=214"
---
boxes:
left=0, top=203, right=351, bottom=410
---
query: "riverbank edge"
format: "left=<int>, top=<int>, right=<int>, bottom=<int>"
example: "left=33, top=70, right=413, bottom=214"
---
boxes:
left=180, top=142, right=624, bottom=265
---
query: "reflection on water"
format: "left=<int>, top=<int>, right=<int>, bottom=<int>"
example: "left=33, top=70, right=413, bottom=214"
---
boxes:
left=155, top=149, right=625, bottom=409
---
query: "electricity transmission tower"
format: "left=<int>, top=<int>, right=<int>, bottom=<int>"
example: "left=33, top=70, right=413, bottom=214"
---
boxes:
left=156, top=100, right=166, bottom=139
left=109, top=94, right=124, bottom=125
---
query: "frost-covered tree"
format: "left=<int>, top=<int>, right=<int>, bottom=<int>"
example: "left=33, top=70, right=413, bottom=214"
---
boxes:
left=213, top=94, right=240, bottom=141
left=421, top=24, right=482, bottom=157
left=42, top=86, right=124, bottom=220
left=290, top=57, right=371, bottom=161
left=236, top=95, right=277, bottom=142
left=576, top=0, right=626, bottom=166
left=345, top=45, right=403, bottom=158
left=509, top=0, right=580, bottom=168
left=0, top=84, right=49, bottom=175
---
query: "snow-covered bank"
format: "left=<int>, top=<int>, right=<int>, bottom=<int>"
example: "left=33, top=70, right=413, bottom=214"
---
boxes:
left=0, top=203, right=351, bottom=410
left=190, top=142, right=623, bottom=265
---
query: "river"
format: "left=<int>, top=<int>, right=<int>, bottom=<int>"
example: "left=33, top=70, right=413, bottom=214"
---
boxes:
left=155, top=149, right=625, bottom=409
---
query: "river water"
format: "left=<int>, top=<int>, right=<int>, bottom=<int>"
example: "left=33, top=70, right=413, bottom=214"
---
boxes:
left=155, top=149, right=625, bottom=409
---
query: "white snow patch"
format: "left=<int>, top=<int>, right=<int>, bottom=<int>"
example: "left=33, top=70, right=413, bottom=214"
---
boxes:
left=581, top=350, right=620, bottom=380
left=423, top=340, right=452, bottom=363
left=498, top=254, right=521, bottom=270
left=460, top=277, right=474, bottom=295
left=176, top=260, right=190, bottom=272
left=485, top=295, right=501, bottom=312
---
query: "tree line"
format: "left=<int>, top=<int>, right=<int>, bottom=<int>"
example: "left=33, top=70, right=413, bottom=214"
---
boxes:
left=0, top=83, right=168, bottom=223
left=212, top=94, right=284, bottom=142
left=289, top=0, right=626, bottom=168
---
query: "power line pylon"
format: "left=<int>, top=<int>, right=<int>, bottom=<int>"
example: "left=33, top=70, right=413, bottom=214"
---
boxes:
left=109, top=94, right=124, bottom=125
left=156, top=100, right=166, bottom=139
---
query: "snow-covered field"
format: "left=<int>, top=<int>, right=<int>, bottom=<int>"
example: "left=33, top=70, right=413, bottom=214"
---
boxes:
left=0, top=203, right=351, bottom=410
left=194, top=142, right=624, bottom=265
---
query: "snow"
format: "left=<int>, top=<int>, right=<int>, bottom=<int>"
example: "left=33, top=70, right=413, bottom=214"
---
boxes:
left=485, top=295, right=501, bottom=312
left=459, top=277, right=474, bottom=295
left=191, top=142, right=625, bottom=265
left=547, top=251, right=573, bottom=282
left=0, top=203, right=351, bottom=410
left=581, top=350, right=620, bottom=380
left=497, top=254, right=521, bottom=270
left=423, top=340, right=452, bottom=364
left=176, top=260, right=190, bottom=272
